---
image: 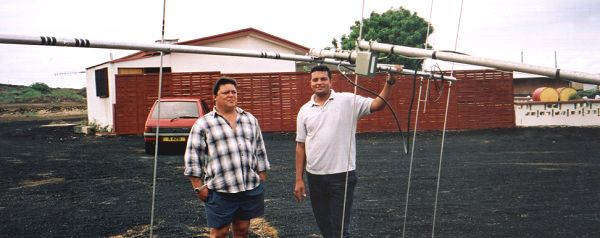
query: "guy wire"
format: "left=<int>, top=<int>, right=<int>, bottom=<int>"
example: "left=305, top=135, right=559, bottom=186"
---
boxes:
left=340, top=0, right=366, bottom=237
left=431, top=1, right=464, bottom=236
left=402, top=75, right=425, bottom=238
left=150, top=0, right=167, bottom=237
left=431, top=81, right=453, bottom=238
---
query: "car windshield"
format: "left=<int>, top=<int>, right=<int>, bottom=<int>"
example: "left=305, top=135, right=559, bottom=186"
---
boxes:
left=151, top=101, right=199, bottom=119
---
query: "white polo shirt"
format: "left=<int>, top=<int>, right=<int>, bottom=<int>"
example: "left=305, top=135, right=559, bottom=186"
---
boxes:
left=296, top=90, right=374, bottom=175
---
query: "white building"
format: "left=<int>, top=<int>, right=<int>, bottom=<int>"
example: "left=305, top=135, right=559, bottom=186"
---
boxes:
left=84, top=28, right=309, bottom=131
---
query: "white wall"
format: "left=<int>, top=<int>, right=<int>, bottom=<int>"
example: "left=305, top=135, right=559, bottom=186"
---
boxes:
left=114, top=55, right=172, bottom=68
left=86, top=64, right=116, bottom=131
left=170, top=36, right=296, bottom=73
left=515, top=100, right=600, bottom=127
left=85, top=55, right=173, bottom=130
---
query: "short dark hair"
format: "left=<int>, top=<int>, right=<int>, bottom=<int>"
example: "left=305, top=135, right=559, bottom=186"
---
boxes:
left=212, top=77, right=237, bottom=95
left=310, top=65, right=332, bottom=79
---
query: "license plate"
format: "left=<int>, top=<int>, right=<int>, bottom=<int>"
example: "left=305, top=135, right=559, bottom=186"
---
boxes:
left=162, top=137, right=186, bottom=142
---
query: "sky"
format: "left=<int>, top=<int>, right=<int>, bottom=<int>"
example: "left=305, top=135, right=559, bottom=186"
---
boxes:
left=0, top=0, right=599, bottom=89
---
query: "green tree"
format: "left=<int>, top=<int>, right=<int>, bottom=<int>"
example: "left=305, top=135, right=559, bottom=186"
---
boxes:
left=572, top=88, right=600, bottom=100
left=30, top=82, right=51, bottom=94
left=334, top=7, right=432, bottom=70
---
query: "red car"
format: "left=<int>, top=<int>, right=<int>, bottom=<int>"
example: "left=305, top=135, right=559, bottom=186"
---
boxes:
left=143, top=97, right=209, bottom=154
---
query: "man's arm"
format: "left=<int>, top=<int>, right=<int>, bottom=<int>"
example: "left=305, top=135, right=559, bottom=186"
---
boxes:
left=184, top=123, right=206, bottom=177
left=294, top=142, right=307, bottom=202
left=184, top=123, right=208, bottom=201
left=189, top=176, right=204, bottom=189
left=188, top=176, right=208, bottom=201
left=370, top=74, right=397, bottom=112
left=253, top=117, right=270, bottom=173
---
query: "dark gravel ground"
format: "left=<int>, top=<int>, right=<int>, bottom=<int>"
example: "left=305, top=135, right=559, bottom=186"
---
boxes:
left=1, top=118, right=599, bottom=237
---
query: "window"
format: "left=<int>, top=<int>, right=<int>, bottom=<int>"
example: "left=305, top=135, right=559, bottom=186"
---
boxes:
left=151, top=101, right=199, bottom=119
left=95, top=68, right=109, bottom=98
left=144, top=67, right=171, bottom=74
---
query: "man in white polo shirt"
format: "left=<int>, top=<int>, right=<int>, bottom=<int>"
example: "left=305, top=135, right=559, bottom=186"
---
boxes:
left=294, top=65, right=399, bottom=237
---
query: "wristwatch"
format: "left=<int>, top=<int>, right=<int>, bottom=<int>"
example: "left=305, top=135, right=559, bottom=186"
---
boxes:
left=194, top=184, right=207, bottom=193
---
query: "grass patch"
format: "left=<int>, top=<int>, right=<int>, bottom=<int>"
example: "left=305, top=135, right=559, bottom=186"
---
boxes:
left=0, top=83, right=85, bottom=103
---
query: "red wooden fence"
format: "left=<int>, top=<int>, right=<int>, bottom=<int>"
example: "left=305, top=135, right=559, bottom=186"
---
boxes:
left=114, top=70, right=514, bottom=134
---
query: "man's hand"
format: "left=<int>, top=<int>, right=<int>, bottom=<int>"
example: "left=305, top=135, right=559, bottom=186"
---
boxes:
left=294, top=180, right=307, bottom=202
left=196, top=187, right=209, bottom=202
left=259, top=171, right=267, bottom=182
left=386, top=73, right=396, bottom=85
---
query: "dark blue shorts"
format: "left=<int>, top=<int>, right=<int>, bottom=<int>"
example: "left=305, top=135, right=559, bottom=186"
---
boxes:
left=205, top=183, right=265, bottom=228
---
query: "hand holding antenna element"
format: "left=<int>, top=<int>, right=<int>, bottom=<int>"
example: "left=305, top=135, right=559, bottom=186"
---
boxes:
left=386, top=74, right=396, bottom=85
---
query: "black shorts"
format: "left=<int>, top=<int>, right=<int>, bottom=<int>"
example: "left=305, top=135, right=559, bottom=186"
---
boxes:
left=204, top=183, right=265, bottom=228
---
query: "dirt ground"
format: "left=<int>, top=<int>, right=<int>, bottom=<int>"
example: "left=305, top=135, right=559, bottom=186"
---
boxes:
left=0, top=102, right=87, bottom=121
left=1, top=117, right=599, bottom=237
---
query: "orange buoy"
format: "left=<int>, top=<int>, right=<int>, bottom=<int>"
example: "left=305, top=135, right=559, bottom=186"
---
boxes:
left=556, top=87, right=577, bottom=101
left=532, top=87, right=559, bottom=102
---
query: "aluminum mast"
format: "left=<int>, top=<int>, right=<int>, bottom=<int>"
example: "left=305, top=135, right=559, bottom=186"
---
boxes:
left=309, top=41, right=600, bottom=85
left=353, top=40, right=599, bottom=85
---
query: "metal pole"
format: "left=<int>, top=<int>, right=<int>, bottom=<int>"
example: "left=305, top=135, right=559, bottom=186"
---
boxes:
left=0, top=34, right=316, bottom=61
left=0, top=34, right=452, bottom=80
left=355, top=40, right=600, bottom=85
left=149, top=1, right=167, bottom=237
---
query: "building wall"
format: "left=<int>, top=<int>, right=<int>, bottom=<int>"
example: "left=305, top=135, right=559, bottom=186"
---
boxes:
left=85, top=64, right=118, bottom=131
left=86, top=55, right=174, bottom=130
left=170, top=36, right=296, bottom=74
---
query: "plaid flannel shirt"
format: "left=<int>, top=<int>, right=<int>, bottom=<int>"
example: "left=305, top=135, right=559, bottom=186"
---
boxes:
left=184, top=107, right=270, bottom=193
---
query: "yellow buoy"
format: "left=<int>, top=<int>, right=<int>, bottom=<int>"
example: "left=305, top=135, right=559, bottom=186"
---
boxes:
left=556, top=87, right=577, bottom=101
left=532, top=87, right=559, bottom=102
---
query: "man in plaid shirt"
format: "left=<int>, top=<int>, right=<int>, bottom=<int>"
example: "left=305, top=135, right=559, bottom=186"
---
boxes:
left=184, top=77, right=270, bottom=238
